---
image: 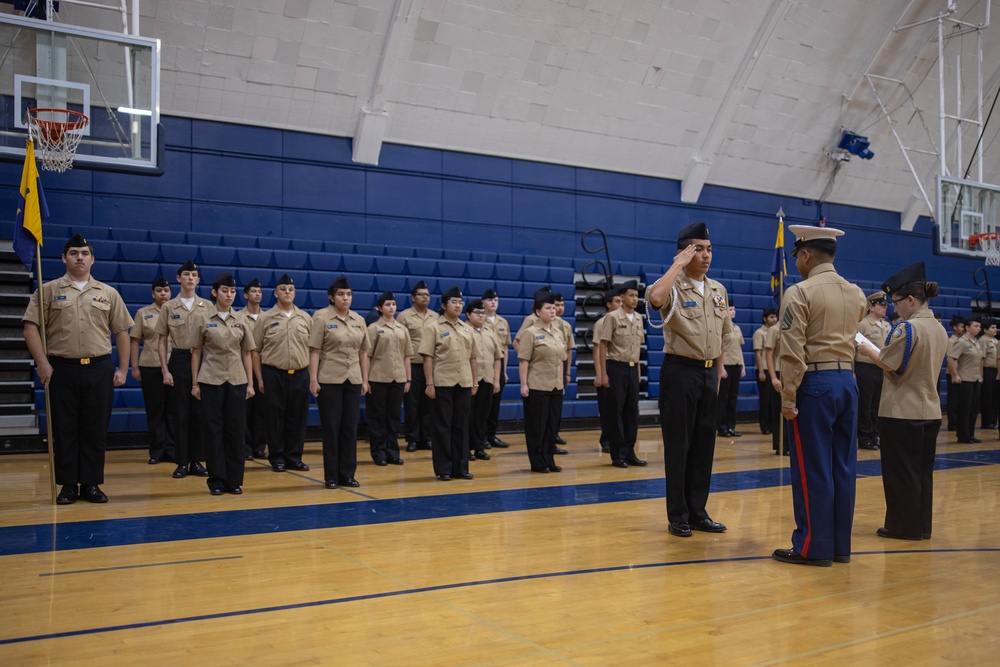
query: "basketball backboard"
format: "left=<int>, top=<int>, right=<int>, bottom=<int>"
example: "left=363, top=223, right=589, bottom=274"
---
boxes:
left=0, top=12, right=160, bottom=173
left=935, top=176, right=1000, bottom=259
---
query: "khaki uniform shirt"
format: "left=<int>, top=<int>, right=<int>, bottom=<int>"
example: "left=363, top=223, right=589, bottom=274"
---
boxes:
left=752, top=324, right=769, bottom=354
left=595, top=308, right=644, bottom=363
left=658, top=273, right=733, bottom=360
left=946, top=334, right=961, bottom=376
left=948, top=334, right=984, bottom=382
left=23, top=275, right=133, bottom=358
left=310, top=307, right=369, bottom=384
left=777, top=263, right=867, bottom=407
left=131, top=302, right=168, bottom=367
left=484, top=314, right=512, bottom=354
left=397, top=307, right=438, bottom=360
left=981, top=335, right=997, bottom=369
left=191, top=310, right=256, bottom=385
left=367, top=319, right=412, bottom=383
left=517, top=323, right=567, bottom=392
left=419, top=317, right=478, bottom=388
left=723, top=323, right=744, bottom=366
left=856, top=315, right=890, bottom=365
left=253, top=306, right=312, bottom=371
left=515, top=313, right=538, bottom=343
left=471, top=324, right=503, bottom=384
left=764, top=324, right=781, bottom=373
left=879, top=310, right=948, bottom=420
left=155, top=295, right=212, bottom=354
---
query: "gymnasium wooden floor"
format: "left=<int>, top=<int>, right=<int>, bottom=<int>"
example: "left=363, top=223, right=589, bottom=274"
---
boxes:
left=2, top=425, right=999, bottom=665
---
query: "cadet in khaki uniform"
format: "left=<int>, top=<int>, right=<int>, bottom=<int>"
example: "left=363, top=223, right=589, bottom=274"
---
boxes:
left=156, top=260, right=212, bottom=479
left=594, top=280, right=646, bottom=468
left=366, top=291, right=411, bottom=466
left=978, top=319, right=998, bottom=429
left=482, top=289, right=512, bottom=449
left=23, top=234, right=133, bottom=505
left=717, top=304, right=745, bottom=438
left=945, top=315, right=966, bottom=430
left=190, top=273, right=256, bottom=495
left=517, top=292, right=567, bottom=473
left=857, top=262, right=948, bottom=540
left=551, top=293, right=575, bottom=449
left=398, top=280, right=437, bottom=452
left=252, top=274, right=312, bottom=473
left=420, top=286, right=478, bottom=481
left=467, top=299, right=503, bottom=461
left=753, top=308, right=778, bottom=435
left=241, top=277, right=266, bottom=460
left=310, top=275, right=370, bottom=489
left=772, top=225, right=867, bottom=567
left=947, top=314, right=984, bottom=444
left=646, top=222, right=733, bottom=538
left=593, top=287, right=622, bottom=453
left=855, top=292, right=890, bottom=450
left=130, top=277, right=174, bottom=465
left=764, top=322, right=785, bottom=455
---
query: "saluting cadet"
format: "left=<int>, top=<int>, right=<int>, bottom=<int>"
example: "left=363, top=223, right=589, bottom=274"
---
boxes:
left=366, top=291, right=411, bottom=466
left=646, top=222, right=733, bottom=538
left=241, top=278, right=266, bottom=459
left=23, top=234, right=133, bottom=505
left=717, top=304, right=745, bottom=438
left=156, top=260, right=212, bottom=480
left=482, top=289, right=512, bottom=449
left=855, top=291, right=890, bottom=450
left=764, top=321, right=786, bottom=455
left=594, top=280, right=646, bottom=468
left=309, top=275, right=370, bottom=489
left=772, top=225, right=867, bottom=567
left=945, top=315, right=966, bottom=431
left=978, top=319, right=998, bottom=429
left=190, top=273, right=256, bottom=496
left=857, top=262, right=948, bottom=541
left=397, top=280, right=437, bottom=452
left=251, top=274, right=312, bottom=473
left=753, top=308, right=778, bottom=435
left=946, top=314, right=984, bottom=444
left=420, top=286, right=478, bottom=481
left=593, top=287, right=622, bottom=453
left=518, top=291, right=567, bottom=473
left=466, top=299, right=503, bottom=462
left=130, top=277, right=174, bottom=465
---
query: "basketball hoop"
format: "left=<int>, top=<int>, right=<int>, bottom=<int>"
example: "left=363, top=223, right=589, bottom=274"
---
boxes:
left=970, top=232, right=1000, bottom=267
left=26, top=108, right=89, bottom=173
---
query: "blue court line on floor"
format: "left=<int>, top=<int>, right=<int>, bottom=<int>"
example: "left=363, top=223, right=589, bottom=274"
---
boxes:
left=38, top=556, right=244, bottom=577
left=3, top=547, right=998, bottom=647
left=2, top=449, right=998, bottom=558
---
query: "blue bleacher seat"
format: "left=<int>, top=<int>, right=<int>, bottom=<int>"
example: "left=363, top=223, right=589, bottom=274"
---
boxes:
left=302, top=289, right=328, bottom=309
left=731, top=279, right=751, bottom=294
left=354, top=242, right=383, bottom=256
left=112, top=228, right=150, bottom=242
left=343, top=272, right=375, bottom=291
left=236, top=268, right=274, bottom=287
left=470, top=251, right=498, bottom=263
left=223, top=233, right=257, bottom=248
left=129, top=411, right=147, bottom=432
left=120, top=283, right=153, bottom=304
left=465, top=279, right=493, bottom=295
left=523, top=253, right=547, bottom=266
left=405, top=257, right=436, bottom=277
left=272, top=249, right=310, bottom=270
left=352, top=293, right=375, bottom=311
left=119, top=262, right=164, bottom=283
left=442, top=248, right=472, bottom=262
left=383, top=245, right=413, bottom=258
left=158, top=243, right=195, bottom=265
left=750, top=280, right=772, bottom=296
left=522, top=265, right=548, bottom=282
left=147, top=229, right=186, bottom=244
left=436, top=259, right=465, bottom=277
left=291, top=238, right=324, bottom=252
left=119, top=240, right=160, bottom=262
left=121, top=389, right=146, bottom=409
left=276, top=269, right=309, bottom=289
left=549, top=266, right=575, bottom=284
left=343, top=255, right=375, bottom=272
left=235, top=248, right=274, bottom=268
left=497, top=252, right=521, bottom=264
left=465, top=261, right=494, bottom=279
left=413, top=247, right=444, bottom=260
left=108, top=411, right=130, bottom=433
left=373, top=275, right=408, bottom=293
left=494, top=263, right=522, bottom=281
left=498, top=402, right=523, bottom=421
left=308, top=252, right=342, bottom=272
left=72, top=226, right=111, bottom=240
left=374, top=256, right=407, bottom=274
left=89, top=239, right=120, bottom=260
left=257, top=237, right=291, bottom=250
left=493, top=279, right=524, bottom=298
left=199, top=246, right=237, bottom=265
left=186, top=232, right=222, bottom=245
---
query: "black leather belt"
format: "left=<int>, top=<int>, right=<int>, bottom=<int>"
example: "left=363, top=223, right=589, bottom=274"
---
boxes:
left=607, top=359, right=638, bottom=368
left=265, top=365, right=306, bottom=375
left=49, top=355, right=111, bottom=365
left=663, top=353, right=714, bottom=369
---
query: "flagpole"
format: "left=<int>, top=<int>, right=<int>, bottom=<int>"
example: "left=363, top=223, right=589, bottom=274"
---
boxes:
left=776, top=208, right=785, bottom=459
left=34, top=242, right=56, bottom=505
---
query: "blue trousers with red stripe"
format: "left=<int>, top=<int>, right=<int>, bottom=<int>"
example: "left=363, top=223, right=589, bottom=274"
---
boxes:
left=785, top=369, right=858, bottom=560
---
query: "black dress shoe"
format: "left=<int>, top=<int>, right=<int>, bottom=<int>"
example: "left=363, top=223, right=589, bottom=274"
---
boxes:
left=287, top=461, right=310, bottom=471
left=553, top=447, right=568, bottom=455
left=406, top=442, right=418, bottom=452
left=833, top=555, right=851, bottom=563
left=474, top=450, right=491, bottom=460
left=668, top=522, right=692, bottom=537
left=172, top=465, right=188, bottom=478
left=272, top=462, right=287, bottom=472
left=324, top=480, right=339, bottom=489
left=419, top=441, right=433, bottom=450
left=209, top=487, right=224, bottom=496
left=730, top=430, right=743, bottom=437
left=227, top=486, right=243, bottom=495
left=876, top=527, right=922, bottom=541
left=457, top=472, right=474, bottom=480
left=923, top=532, right=932, bottom=539
left=530, top=466, right=550, bottom=473
left=148, top=457, right=160, bottom=465
left=489, top=437, right=510, bottom=448
left=554, top=435, right=567, bottom=445
left=690, top=518, right=726, bottom=533
left=340, top=478, right=360, bottom=488
left=772, top=548, right=832, bottom=567
left=762, top=429, right=772, bottom=435
left=374, top=459, right=388, bottom=466
left=388, top=458, right=404, bottom=465
left=80, top=485, right=108, bottom=503
left=437, top=474, right=452, bottom=481
left=611, top=459, right=629, bottom=468
left=717, top=427, right=730, bottom=437
left=189, top=462, right=210, bottom=477
left=253, top=449, right=266, bottom=458
left=56, top=484, right=78, bottom=505
left=625, top=456, right=647, bottom=467
left=600, top=444, right=610, bottom=453
left=244, top=454, right=255, bottom=461
left=548, top=464, right=562, bottom=472
left=858, top=441, right=879, bottom=450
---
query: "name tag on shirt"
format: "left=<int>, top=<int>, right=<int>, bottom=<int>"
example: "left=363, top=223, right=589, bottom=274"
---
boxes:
left=144, top=314, right=154, bottom=319
left=54, top=295, right=67, bottom=301
left=171, top=314, right=181, bottom=319
left=206, top=323, right=218, bottom=328
left=682, top=301, right=697, bottom=308
left=440, top=332, right=450, bottom=338
left=328, top=324, right=338, bottom=329
left=270, top=322, right=280, bottom=328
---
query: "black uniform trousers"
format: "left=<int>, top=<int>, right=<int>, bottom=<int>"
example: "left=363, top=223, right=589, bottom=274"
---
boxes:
left=980, top=367, right=998, bottom=428
left=596, top=385, right=612, bottom=450
left=607, top=360, right=640, bottom=463
left=139, top=366, right=173, bottom=461
left=659, top=359, right=719, bottom=525
left=878, top=417, right=939, bottom=539
left=769, top=374, right=784, bottom=454
left=367, top=381, right=405, bottom=464
left=716, top=363, right=741, bottom=432
left=952, top=380, right=980, bottom=442
left=165, top=349, right=204, bottom=467
left=405, top=363, right=434, bottom=446
left=855, top=363, right=883, bottom=446
left=945, top=373, right=957, bottom=430
left=199, top=382, right=247, bottom=492
left=756, top=372, right=772, bottom=433
left=486, top=370, right=507, bottom=441
left=48, top=355, right=114, bottom=486
left=317, top=382, right=361, bottom=484
left=261, top=365, right=309, bottom=466
left=468, top=379, right=493, bottom=454
left=244, top=372, right=266, bottom=457
left=431, top=385, right=471, bottom=477
left=523, top=388, right=561, bottom=470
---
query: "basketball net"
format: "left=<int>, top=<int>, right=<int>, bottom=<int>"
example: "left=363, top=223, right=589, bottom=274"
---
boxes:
left=26, top=108, right=89, bottom=173
left=972, top=233, right=1000, bottom=267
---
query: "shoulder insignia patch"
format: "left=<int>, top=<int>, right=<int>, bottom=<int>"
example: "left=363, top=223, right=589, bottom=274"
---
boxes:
left=891, top=326, right=904, bottom=340
left=781, top=308, right=793, bottom=331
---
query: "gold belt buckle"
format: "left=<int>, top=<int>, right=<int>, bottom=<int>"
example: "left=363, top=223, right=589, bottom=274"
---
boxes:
left=287, top=369, right=295, bottom=374
left=704, top=360, right=713, bottom=368
left=629, top=361, right=635, bottom=367
left=80, top=358, right=91, bottom=365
